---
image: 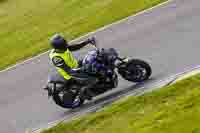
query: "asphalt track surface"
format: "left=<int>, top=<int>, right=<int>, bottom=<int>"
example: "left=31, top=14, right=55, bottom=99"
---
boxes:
left=1, top=0, right=200, bottom=132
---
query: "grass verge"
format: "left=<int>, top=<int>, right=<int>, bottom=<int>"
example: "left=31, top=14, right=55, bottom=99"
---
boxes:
left=41, top=74, right=200, bottom=133
left=0, top=0, right=166, bottom=70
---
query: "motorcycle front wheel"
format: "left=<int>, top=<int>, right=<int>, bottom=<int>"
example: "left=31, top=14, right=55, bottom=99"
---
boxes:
left=118, top=59, right=152, bottom=82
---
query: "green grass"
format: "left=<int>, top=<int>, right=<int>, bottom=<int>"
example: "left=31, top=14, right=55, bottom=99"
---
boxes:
left=41, top=74, right=200, bottom=133
left=0, top=0, right=166, bottom=70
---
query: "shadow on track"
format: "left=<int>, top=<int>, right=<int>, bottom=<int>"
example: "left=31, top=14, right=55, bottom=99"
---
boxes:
left=61, top=77, right=158, bottom=118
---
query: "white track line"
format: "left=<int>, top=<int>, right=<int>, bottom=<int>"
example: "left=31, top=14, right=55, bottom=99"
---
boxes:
left=0, top=0, right=172, bottom=73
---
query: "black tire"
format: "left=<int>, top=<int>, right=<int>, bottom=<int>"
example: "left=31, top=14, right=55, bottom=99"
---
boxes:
left=118, top=59, right=152, bottom=82
left=52, top=91, right=84, bottom=109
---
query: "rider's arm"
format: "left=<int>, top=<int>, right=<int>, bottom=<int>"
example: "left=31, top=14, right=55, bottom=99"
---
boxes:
left=68, top=40, right=90, bottom=51
left=52, top=56, right=79, bottom=74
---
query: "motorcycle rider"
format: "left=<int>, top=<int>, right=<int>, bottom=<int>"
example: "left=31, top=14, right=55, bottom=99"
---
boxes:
left=48, top=33, right=96, bottom=88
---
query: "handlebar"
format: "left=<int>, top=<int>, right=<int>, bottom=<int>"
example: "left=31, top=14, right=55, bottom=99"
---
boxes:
left=89, top=37, right=100, bottom=53
left=90, top=37, right=98, bottom=48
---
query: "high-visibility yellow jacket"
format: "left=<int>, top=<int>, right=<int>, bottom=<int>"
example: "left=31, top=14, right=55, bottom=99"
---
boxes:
left=49, top=49, right=78, bottom=80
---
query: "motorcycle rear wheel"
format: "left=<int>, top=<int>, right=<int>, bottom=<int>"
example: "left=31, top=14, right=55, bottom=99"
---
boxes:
left=52, top=90, right=84, bottom=109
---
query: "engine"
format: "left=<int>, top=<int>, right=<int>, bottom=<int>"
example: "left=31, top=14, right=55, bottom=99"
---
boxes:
left=82, top=48, right=119, bottom=75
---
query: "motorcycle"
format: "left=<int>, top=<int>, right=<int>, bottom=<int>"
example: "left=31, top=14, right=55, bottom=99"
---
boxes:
left=44, top=37, right=152, bottom=109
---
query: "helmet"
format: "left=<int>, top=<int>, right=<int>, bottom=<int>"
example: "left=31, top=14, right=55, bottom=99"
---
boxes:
left=50, top=34, right=68, bottom=50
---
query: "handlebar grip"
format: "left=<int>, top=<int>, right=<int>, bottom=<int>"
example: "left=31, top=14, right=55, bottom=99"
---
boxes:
left=91, top=37, right=96, bottom=46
